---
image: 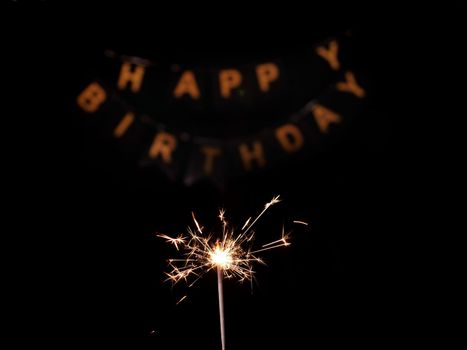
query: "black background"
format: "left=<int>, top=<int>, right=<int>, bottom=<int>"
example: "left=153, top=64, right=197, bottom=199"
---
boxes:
left=7, top=1, right=464, bottom=348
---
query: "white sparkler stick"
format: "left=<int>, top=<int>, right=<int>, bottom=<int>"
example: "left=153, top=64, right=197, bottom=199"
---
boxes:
left=217, top=267, right=226, bottom=350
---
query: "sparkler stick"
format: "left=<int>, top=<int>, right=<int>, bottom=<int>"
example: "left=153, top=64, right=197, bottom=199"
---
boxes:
left=217, top=267, right=226, bottom=350
left=158, top=195, right=293, bottom=350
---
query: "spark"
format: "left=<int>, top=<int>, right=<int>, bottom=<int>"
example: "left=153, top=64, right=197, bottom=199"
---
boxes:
left=241, top=217, right=251, bottom=231
left=242, top=195, right=281, bottom=235
left=293, top=220, right=309, bottom=226
left=191, top=211, right=203, bottom=234
left=251, top=226, right=291, bottom=254
left=157, top=234, right=185, bottom=250
left=158, top=195, right=289, bottom=286
left=176, top=295, right=187, bottom=305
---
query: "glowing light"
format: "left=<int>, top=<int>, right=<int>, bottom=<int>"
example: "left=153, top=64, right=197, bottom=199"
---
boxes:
left=210, top=245, right=233, bottom=269
left=158, top=195, right=289, bottom=285
left=158, top=195, right=292, bottom=350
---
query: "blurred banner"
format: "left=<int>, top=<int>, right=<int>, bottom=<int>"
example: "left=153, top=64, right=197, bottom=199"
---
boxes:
left=75, top=36, right=369, bottom=186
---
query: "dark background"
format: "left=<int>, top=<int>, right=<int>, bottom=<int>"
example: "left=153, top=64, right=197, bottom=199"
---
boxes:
left=8, top=1, right=464, bottom=348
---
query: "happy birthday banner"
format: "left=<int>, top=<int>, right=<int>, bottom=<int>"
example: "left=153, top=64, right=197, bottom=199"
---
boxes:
left=75, top=37, right=368, bottom=186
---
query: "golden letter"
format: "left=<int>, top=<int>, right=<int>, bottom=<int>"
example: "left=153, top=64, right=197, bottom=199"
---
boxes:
left=256, top=63, right=280, bottom=92
left=316, top=40, right=340, bottom=71
left=275, top=124, right=304, bottom=153
left=173, top=70, right=201, bottom=99
left=113, top=112, right=135, bottom=138
left=311, top=104, right=342, bottom=133
left=76, top=82, right=107, bottom=113
left=149, top=132, right=177, bottom=164
left=201, top=146, right=221, bottom=175
left=336, top=71, right=365, bottom=98
left=117, top=62, right=145, bottom=92
left=238, top=142, right=266, bottom=171
left=219, top=69, right=242, bottom=98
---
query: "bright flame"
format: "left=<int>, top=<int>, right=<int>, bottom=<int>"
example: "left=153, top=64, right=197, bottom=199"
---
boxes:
left=158, top=195, right=291, bottom=286
left=210, top=245, right=233, bottom=269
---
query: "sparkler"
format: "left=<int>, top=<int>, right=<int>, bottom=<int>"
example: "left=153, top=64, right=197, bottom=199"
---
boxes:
left=158, top=195, right=292, bottom=350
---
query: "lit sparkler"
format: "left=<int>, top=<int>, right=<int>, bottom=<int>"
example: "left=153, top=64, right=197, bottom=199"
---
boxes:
left=158, top=195, right=292, bottom=350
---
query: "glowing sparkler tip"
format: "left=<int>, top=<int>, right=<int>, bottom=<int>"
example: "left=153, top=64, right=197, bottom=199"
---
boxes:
left=210, top=246, right=233, bottom=269
left=159, top=194, right=291, bottom=290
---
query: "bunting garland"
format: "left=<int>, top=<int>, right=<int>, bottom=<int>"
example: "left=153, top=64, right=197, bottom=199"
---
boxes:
left=75, top=36, right=369, bottom=186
